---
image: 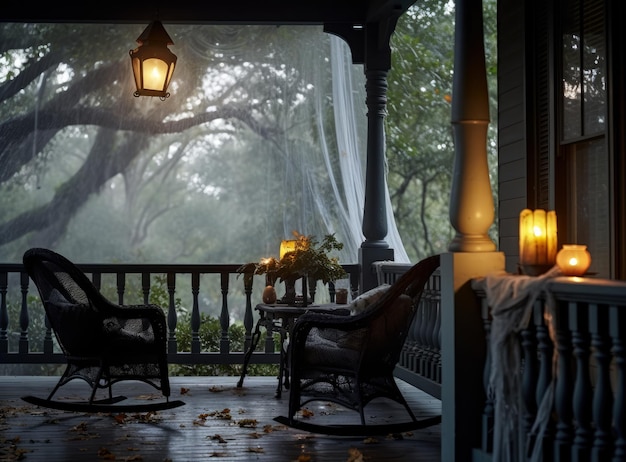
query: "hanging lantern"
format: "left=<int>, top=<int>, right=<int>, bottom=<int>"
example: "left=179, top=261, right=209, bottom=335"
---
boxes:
left=129, top=21, right=177, bottom=100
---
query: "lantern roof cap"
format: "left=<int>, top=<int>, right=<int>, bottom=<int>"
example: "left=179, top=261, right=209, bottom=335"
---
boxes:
left=137, top=20, right=174, bottom=46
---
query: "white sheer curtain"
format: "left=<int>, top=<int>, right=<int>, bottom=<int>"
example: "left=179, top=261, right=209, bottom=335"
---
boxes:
left=310, top=36, right=409, bottom=263
left=2, top=24, right=410, bottom=266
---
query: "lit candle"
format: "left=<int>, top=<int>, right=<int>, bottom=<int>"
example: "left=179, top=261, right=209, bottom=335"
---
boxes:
left=556, top=244, right=591, bottom=276
left=519, top=209, right=558, bottom=269
left=279, top=240, right=297, bottom=260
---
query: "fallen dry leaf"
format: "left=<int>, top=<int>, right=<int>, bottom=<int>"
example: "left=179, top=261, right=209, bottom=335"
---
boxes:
left=247, top=446, right=265, bottom=453
left=210, top=434, right=228, bottom=444
left=180, top=387, right=190, bottom=395
left=298, top=408, right=314, bottom=418
left=71, top=422, right=89, bottom=432
left=297, top=454, right=312, bottom=461
left=98, top=447, right=116, bottom=460
left=238, top=418, right=257, bottom=428
left=347, top=447, right=364, bottom=462
left=209, top=409, right=232, bottom=420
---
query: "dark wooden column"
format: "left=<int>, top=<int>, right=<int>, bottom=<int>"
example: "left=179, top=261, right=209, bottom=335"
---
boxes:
left=359, top=57, right=394, bottom=291
left=326, top=16, right=400, bottom=292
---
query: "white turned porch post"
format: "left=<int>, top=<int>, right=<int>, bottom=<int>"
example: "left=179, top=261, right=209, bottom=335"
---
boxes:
left=448, top=0, right=496, bottom=253
left=441, top=0, right=505, bottom=461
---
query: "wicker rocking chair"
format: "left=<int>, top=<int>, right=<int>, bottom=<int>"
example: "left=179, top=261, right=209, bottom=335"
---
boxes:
left=275, top=254, right=441, bottom=436
left=21, top=248, right=184, bottom=413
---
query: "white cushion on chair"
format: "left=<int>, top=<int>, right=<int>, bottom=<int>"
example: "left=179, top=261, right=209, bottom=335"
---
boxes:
left=349, top=284, right=390, bottom=315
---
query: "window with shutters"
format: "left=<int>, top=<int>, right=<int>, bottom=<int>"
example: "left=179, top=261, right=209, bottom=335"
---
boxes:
left=555, top=0, right=609, bottom=276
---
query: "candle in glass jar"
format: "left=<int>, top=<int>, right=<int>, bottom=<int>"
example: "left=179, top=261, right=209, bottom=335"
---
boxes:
left=519, top=209, right=557, bottom=266
left=556, top=244, right=591, bottom=276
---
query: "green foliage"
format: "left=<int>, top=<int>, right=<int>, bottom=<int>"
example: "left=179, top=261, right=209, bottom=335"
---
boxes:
left=386, top=0, right=498, bottom=260
left=171, top=311, right=278, bottom=377
left=0, top=296, right=64, bottom=375
left=0, top=4, right=500, bottom=267
left=238, top=232, right=346, bottom=286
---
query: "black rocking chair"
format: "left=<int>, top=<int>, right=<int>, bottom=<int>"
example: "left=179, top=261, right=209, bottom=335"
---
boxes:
left=275, top=254, right=442, bottom=436
left=21, top=248, right=184, bottom=413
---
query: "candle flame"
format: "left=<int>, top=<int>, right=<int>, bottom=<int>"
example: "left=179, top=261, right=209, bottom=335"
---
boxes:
left=533, top=225, right=543, bottom=237
left=568, top=257, right=578, bottom=266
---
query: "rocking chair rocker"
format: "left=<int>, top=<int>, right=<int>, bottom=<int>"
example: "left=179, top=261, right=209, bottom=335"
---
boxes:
left=21, top=248, right=185, bottom=413
left=275, top=254, right=441, bottom=436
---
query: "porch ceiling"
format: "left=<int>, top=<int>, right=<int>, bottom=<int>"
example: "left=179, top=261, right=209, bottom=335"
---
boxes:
left=1, top=1, right=418, bottom=25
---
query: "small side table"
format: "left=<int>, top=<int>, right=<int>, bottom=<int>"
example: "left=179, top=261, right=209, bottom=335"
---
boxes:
left=237, top=303, right=349, bottom=398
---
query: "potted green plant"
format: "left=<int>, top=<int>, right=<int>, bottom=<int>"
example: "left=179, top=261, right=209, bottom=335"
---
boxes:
left=238, top=232, right=347, bottom=305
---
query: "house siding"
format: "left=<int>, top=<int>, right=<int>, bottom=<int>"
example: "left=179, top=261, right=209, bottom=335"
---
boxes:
left=497, top=0, right=528, bottom=273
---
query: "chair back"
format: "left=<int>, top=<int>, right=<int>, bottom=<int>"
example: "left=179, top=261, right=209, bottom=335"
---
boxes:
left=23, top=248, right=106, bottom=306
left=360, top=254, right=440, bottom=374
left=23, top=248, right=106, bottom=356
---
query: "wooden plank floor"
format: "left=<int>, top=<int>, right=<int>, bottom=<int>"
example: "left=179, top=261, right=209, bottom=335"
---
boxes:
left=0, top=376, right=441, bottom=461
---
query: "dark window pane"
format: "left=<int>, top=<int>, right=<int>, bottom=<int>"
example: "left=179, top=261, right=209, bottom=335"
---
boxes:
left=564, top=138, right=609, bottom=277
left=562, top=0, right=582, bottom=139
left=582, top=0, right=605, bottom=134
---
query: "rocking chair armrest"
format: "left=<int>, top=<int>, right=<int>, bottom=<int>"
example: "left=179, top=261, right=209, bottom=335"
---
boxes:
left=108, top=303, right=166, bottom=319
left=104, top=303, right=168, bottom=337
left=290, top=311, right=372, bottom=348
left=295, top=310, right=372, bottom=330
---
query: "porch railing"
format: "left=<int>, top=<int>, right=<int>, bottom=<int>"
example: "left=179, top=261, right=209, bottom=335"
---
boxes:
left=0, top=259, right=444, bottom=400
left=471, top=275, right=626, bottom=462
left=0, top=262, right=359, bottom=368
left=374, top=260, right=443, bottom=399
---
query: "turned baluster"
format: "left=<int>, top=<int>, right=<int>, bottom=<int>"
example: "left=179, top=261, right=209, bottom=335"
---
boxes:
left=534, top=300, right=555, bottom=452
left=554, top=301, right=574, bottom=461
left=589, top=303, right=613, bottom=460
left=570, top=301, right=593, bottom=461
left=610, top=304, right=625, bottom=462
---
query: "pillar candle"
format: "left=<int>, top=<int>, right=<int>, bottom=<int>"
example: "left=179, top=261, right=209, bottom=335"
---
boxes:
left=519, top=209, right=557, bottom=266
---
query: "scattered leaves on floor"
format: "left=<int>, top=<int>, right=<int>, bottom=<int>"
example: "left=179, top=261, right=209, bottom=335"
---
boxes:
left=195, top=408, right=232, bottom=425
left=247, top=446, right=265, bottom=453
left=68, top=421, right=100, bottom=441
left=363, top=437, right=379, bottom=444
left=97, top=447, right=116, bottom=459
left=209, top=434, right=228, bottom=444
left=136, top=394, right=160, bottom=401
left=210, top=409, right=232, bottom=420
left=347, top=447, right=364, bottom=462
left=209, top=386, right=226, bottom=393
left=232, top=387, right=247, bottom=396
left=237, top=418, right=257, bottom=428
left=180, top=387, right=190, bottom=395
left=112, top=411, right=161, bottom=425
left=0, top=436, right=30, bottom=460
left=297, top=408, right=314, bottom=418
